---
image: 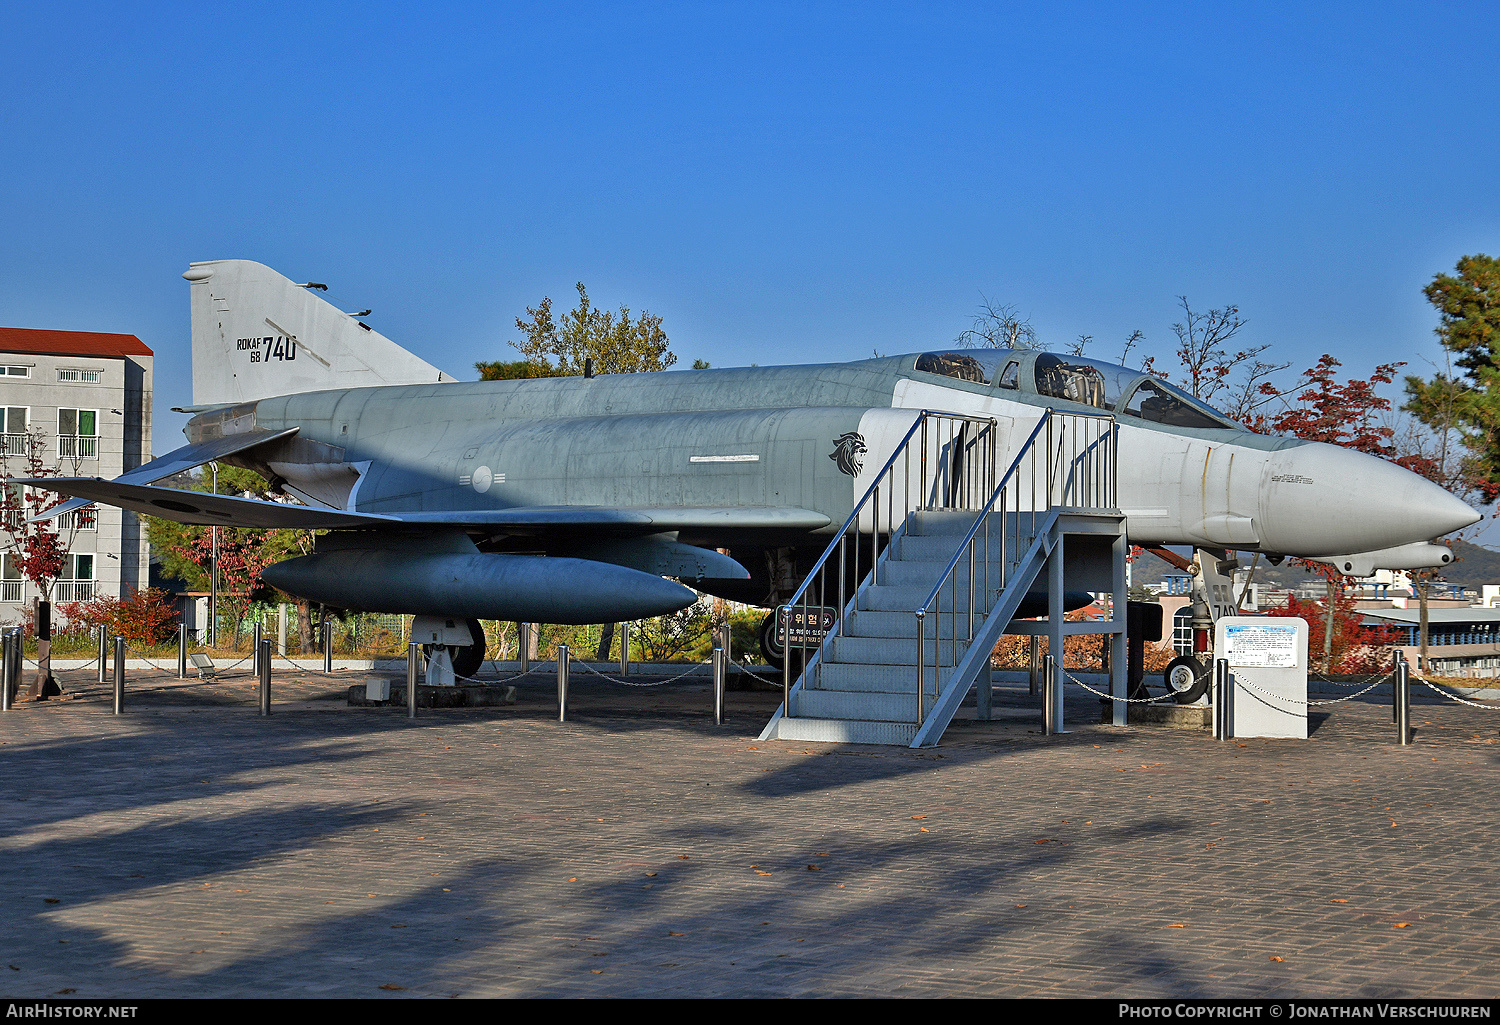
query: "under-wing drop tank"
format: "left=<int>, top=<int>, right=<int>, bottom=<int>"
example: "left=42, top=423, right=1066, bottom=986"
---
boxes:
left=261, top=533, right=697, bottom=624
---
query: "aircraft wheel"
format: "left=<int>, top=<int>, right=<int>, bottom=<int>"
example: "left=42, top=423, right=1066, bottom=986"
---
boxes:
left=758, top=612, right=784, bottom=671
left=1163, top=655, right=1210, bottom=704
left=422, top=618, right=487, bottom=680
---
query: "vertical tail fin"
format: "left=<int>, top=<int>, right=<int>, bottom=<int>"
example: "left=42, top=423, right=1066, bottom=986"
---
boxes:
left=183, top=259, right=456, bottom=407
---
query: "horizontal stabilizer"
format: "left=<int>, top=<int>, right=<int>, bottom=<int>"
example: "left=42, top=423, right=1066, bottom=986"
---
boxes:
left=15, top=478, right=397, bottom=529
left=28, top=429, right=301, bottom=523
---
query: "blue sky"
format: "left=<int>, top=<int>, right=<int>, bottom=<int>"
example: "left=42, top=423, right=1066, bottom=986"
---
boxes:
left=2, top=2, right=1497, bottom=463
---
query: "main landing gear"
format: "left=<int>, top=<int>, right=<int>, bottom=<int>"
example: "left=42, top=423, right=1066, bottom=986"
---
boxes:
left=416, top=616, right=486, bottom=683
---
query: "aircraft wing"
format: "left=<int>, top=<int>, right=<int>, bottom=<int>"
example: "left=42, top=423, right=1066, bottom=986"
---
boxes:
left=17, top=477, right=832, bottom=536
left=389, top=506, right=832, bottom=533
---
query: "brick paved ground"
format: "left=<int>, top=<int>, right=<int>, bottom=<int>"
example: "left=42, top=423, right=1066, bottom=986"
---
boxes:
left=1, top=664, right=1498, bottom=999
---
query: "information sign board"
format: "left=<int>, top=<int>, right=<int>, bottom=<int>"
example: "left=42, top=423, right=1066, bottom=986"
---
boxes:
left=1223, top=622, right=1300, bottom=668
left=777, top=605, right=836, bottom=646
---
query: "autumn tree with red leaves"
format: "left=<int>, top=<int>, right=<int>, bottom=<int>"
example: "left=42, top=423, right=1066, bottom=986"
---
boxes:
left=1265, top=593, right=1401, bottom=674
left=169, top=528, right=292, bottom=648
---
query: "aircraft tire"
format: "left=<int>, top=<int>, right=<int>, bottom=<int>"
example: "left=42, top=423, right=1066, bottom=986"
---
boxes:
left=1163, top=655, right=1210, bottom=704
left=421, top=618, right=487, bottom=681
left=758, top=612, right=784, bottom=671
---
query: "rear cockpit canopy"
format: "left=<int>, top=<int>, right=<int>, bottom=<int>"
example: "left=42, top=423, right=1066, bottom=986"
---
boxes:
left=911, top=349, right=1245, bottom=431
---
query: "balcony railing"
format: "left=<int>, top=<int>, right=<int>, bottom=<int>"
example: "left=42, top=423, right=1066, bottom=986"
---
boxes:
left=53, top=580, right=93, bottom=603
left=62, top=508, right=97, bottom=530
left=1, top=580, right=21, bottom=603
left=1, top=434, right=29, bottom=456
left=57, top=435, right=97, bottom=459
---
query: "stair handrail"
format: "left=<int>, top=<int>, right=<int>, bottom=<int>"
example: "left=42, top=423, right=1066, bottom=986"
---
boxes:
left=780, top=409, right=999, bottom=718
left=913, top=409, right=1118, bottom=723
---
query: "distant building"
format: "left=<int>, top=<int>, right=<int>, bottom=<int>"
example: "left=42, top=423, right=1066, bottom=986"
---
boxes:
left=0, top=327, right=153, bottom=619
left=1360, top=607, right=1500, bottom=678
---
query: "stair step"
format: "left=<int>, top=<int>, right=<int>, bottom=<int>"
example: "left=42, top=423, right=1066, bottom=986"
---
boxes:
left=879, top=560, right=1007, bottom=588
left=773, top=716, right=920, bottom=746
left=859, top=584, right=992, bottom=613
left=796, top=688, right=924, bottom=722
left=907, top=509, right=988, bottom=535
left=843, top=608, right=982, bottom=639
left=817, top=661, right=956, bottom=691
left=827, top=635, right=970, bottom=665
left=893, top=529, right=1032, bottom=563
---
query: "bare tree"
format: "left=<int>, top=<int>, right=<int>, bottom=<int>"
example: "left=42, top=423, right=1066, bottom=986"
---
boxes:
left=1170, top=296, right=1288, bottom=422
left=954, top=294, right=1038, bottom=349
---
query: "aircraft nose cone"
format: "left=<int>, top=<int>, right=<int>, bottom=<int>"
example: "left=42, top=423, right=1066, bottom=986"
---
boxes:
left=1257, top=442, right=1480, bottom=557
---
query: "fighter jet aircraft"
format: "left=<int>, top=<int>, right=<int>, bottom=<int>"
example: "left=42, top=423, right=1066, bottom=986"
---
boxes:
left=24, top=260, right=1480, bottom=676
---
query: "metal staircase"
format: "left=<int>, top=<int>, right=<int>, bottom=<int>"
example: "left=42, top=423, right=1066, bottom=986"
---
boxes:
left=759, top=408, right=1127, bottom=748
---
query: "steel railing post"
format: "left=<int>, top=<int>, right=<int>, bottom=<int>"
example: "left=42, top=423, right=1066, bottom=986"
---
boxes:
left=915, top=610, right=926, bottom=725
left=713, top=647, right=725, bottom=725
left=9, top=627, right=20, bottom=709
left=912, top=417, right=924, bottom=513
left=407, top=641, right=420, bottom=718
left=253, top=622, right=263, bottom=677
left=258, top=638, right=271, bottom=716
left=177, top=623, right=187, bottom=679
left=838, top=537, right=847, bottom=632
left=1397, top=659, right=1411, bottom=745
left=619, top=622, right=629, bottom=676
left=1043, top=654, right=1056, bottom=734
left=1029, top=635, right=1040, bottom=696
left=98, top=626, right=108, bottom=683
left=1392, top=650, right=1404, bottom=722
left=113, top=635, right=126, bottom=715
left=1, top=629, right=11, bottom=712
left=322, top=620, right=333, bottom=672
left=557, top=644, right=569, bottom=721
left=1214, top=658, right=1230, bottom=740
left=7, top=628, right=19, bottom=709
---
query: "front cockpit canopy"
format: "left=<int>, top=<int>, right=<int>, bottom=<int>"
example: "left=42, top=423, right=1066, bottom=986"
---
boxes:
left=912, top=349, right=1243, bottom=431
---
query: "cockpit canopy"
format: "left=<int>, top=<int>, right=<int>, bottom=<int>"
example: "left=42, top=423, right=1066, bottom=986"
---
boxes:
left=912, top=349, right=1243, bottom=431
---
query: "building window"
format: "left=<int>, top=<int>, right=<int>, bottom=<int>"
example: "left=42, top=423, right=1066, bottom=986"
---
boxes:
left=0, top=407, right=28, bottom=456
left=57, top=368, right=102, bottom=383
left=57, top=409, right=97, bottom=459
left=3, top=366, right=30, bottom=378
left=1, top=554, right=21, bottom=603
left=1173, top=608, right=1194, bottom=656
left=54, top=553, right=93, bottom=603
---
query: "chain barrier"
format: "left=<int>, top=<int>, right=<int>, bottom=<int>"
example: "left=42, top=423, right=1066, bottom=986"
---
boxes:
left=574, top=659, right=711, bottom=688
left=1062, top=669, right=1179, bottom=704
left=21, top=655, right=100, bottom=671
left=1064, top=667, right=1392, bottom=711
left=729, top=659, right=783, bottom=686
left=1415, top=677, right=1500, bottom=710
left=1221, top=673, right=1310, bottom=719
left=1305, top=676, right=1392, bottom=705
left=1312, top=672, right=1394, bottom=689
left=122, top=645, right=179, bottom=673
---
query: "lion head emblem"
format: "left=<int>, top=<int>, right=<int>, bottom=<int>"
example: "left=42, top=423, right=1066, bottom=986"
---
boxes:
left=829, top=431, right=867, bottom=476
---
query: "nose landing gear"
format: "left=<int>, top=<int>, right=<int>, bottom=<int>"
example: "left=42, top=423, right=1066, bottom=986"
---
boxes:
left=1162, top=655, right=1211, bottom=704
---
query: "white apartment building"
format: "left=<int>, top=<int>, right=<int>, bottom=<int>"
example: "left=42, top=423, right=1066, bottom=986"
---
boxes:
left=0, top=327, right=153, bottom=619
